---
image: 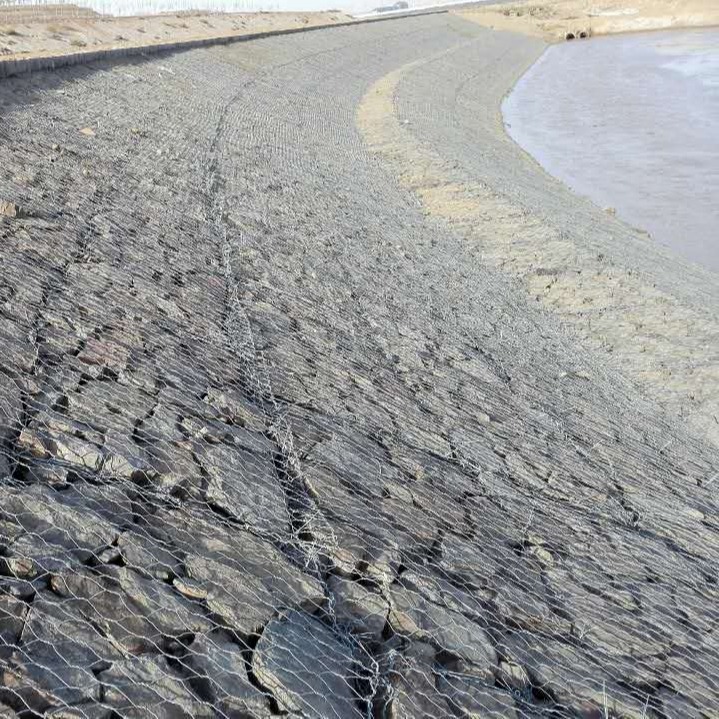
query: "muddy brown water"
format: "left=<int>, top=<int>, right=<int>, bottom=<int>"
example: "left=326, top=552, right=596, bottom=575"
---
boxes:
left=503, top=28, right=719, bottom=273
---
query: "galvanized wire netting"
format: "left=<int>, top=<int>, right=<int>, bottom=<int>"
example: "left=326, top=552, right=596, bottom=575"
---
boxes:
left=0, top=11, right=718, bottom=719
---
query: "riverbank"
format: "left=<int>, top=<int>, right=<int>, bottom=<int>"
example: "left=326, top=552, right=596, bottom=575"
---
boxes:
left=358, top=16, right=719, bottom=448
left=1, top=12, right=718, bottom=717
left=503, top=27, right=719, bottom=272
left=457, top=0, right=719, bottom=41
left=0, top=6, right=350, bottom=62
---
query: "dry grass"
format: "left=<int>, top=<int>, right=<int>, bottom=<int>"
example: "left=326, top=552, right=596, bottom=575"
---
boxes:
left=47, top=23, right=76, bottom=33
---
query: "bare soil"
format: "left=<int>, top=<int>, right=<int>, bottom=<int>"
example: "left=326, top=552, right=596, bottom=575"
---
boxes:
left=0, top=4, right=350, bottom=60
left=456, top=0, right=719, bottom=40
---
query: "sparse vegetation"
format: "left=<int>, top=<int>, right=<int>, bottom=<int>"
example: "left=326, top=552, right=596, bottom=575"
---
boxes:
left=47, top=23, right=77, bottom=33
left=70, top=38, right=87, bottom=48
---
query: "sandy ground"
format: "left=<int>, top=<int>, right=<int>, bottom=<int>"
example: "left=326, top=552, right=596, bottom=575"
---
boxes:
left=0, top=4, right=350, bottom=60
left=456, top=0, right=719, bottom=40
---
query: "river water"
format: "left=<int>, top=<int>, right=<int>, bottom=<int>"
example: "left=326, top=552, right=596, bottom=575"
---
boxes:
left=502, top=28, right=719, bottom=272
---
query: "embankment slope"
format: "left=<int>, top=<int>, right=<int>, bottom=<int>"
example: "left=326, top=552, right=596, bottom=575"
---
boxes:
left=0, top=12, right=717, bottom=719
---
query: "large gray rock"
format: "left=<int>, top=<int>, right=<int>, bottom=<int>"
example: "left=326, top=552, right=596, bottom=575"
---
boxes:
left=203, top=386, right=267, bottom=432
left=135, top=403, right=201, bottom=493
left=661, top=648, right=719, bottom=719
left=0, top=484, right=117, bottom=559
left=1, top=533, right=77, bottom=580
left=45, top=705, right=112, bottom=719
left=497, top=630, right=651, bottom=717
left=103, top=431, right=150, bottom=482
left=58, top=482, right=134, bottom=527
left=380, top=494, right=439, bottom=552
left=17, top=410, right=105, bottom=474
left=187, top=633, right=272, bottom=717
left=556, top=576, right=673, bottom=658
left=8, top=597, right=122, bottom=707
left=437, top=673, right=517, bottom=718
left=438, top=533, right=505, bottom=592
left=0, top=373, right=22, bottom=477
left=199, top=435, right=287, bottom=535
left=327, top=574, right=389, bottom=638
left=0, top=593, right=26, bottom=656
left=0, top=578, right=34, bottom=601
left=396, top=571, right=489, bottom=623
left=490, top=552, right=571, bottom=636
left=99, top=655, right=213, bottom=719
left=118, top=530, right=183, bottom=581
left=384, top=641, right=452, bottom=719
left=252, top=610, right=362, bottom=718
left=183, top=537, right=324, bottom=636
left=0, top=317, right=36, bottom=376
left=0, top=664, right=58, bottom=715
left=65, top=379, right=153, bottom=436
left=36, top=312, right=85, bottom=368
left=76, top=333, right=132, bottom=377
left=51, top=566, right=212, bottom=653
left=304, top=430, right=395, bottom=502
left=389, top=586, right=496, bottom=678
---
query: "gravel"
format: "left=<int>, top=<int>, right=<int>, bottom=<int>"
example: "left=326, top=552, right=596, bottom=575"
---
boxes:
left=0, top=13, right=717, bottom=718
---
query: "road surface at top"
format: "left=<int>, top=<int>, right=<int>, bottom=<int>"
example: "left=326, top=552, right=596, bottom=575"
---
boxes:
left=0, top=13, right=718, bottom=719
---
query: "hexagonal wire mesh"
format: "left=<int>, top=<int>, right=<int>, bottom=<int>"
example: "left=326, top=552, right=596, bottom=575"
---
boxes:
left=1, top=6, right=719, bottom=719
